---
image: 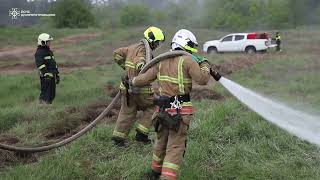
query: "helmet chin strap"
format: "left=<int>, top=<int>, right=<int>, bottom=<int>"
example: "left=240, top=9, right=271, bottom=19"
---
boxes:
left=149, top=43, right=155, bottom=50
left=149, top=41, right=160, bottom=50
left=173, top=47, right=183, bottom=51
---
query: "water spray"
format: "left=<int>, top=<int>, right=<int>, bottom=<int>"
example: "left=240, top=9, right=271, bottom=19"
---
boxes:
left=219, top=77, right=320, bottom=146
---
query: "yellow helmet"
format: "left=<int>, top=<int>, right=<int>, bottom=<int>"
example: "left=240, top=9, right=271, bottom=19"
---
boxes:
left=144, top=26, right=165, bottom=44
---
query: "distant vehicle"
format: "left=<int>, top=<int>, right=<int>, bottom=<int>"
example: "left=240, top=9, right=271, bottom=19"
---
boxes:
left=203, top=33, right=276, bottom=54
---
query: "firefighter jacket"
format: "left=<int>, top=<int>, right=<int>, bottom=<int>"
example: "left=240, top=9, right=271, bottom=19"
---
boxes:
left=35, top=46, right=59, bottom=77
left=132, top=53, right=211, bottom=114
left=113, top=41, right=152, bottom=94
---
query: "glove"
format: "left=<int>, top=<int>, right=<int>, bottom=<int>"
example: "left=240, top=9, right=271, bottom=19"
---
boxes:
left=192, top=54, right=208, bottom=65
left=56, top=75, right=60, bottom=85
left=44, top=73, right=53, bottom=81
left=136, top=61, right=145, bottom=71
left=121, top=75, right=131, bottom=89
left=210, top=68, right=221, bottom=81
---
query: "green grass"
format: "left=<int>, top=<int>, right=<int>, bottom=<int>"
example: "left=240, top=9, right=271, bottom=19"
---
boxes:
left=0, top=27, right=98, bottom=48
left=184, top=100, right=320, bottom=180
left=231, top=55, right=320, bottom=109
left=54, top=27, right=145, bottom=64
left=0, top=64, right=122, bottom=144
left=1, top=99, right=319, bottom=179
left=0, top=27, right=320, bottom=179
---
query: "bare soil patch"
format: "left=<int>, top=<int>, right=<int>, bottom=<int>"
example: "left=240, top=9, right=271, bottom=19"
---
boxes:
left=0, top=32, right=104, bottom=74
left=0, top=47, right=34, bottom=59
left=0, top=135, right=20, bottom=145
left=44, top=85, right=120, bottom=139
left=0, top=85, right=120, bottom=171
left=211, top=54, right=268, bottom=75
left=57, top=33, right=102, bottom=44
left=0, top=59, right=106, bottom=75
left=0, top=136, right=38, bottom=169
left=0, top=33, right=102, bottom=59
left=0, top=149, right=38, bottom=170
left=191, top=88, right=224, bottom=101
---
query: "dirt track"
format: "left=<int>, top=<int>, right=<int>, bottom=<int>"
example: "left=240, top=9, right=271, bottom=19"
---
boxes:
left=0, top=31, right=272, bottom=76
left=0, top=33, right=104, bottom=75
left=0, top=47, right=35, bottom=59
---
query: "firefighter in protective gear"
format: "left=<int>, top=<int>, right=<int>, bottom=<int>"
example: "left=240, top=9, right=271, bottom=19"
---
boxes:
left=111, top=26, right=165, bottom=147
left=275, top=31, right=282, bottom=52
left=132, top=29, right=211, bottom=180
left=35, top=33, right=60, bottom=104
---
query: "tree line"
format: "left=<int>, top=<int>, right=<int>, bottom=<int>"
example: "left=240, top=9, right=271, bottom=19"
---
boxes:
left=2, top=0, right=320, bottom=30
left=93, top=0, right=320, bottom=30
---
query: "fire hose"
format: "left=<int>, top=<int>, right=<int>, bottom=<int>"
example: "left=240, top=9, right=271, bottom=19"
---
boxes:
left=0, top=48, right=191, bottom=153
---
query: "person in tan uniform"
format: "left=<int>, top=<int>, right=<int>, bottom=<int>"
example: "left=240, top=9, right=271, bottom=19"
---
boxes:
left=112, top=26, right=165, bottom=147
left=130, top=29, right=221, bottom=180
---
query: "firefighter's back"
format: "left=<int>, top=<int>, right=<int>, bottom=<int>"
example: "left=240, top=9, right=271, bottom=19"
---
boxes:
left=124, top=42, right=146, bottom=78
left=158, top=54, right=210, bottom=97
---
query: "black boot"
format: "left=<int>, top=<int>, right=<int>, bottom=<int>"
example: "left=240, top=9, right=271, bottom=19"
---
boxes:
left=145, top=170, right=161, bottom=180
left=135, top=130, right=151, bottom=144
left=111, top=137, right=126, bottom=147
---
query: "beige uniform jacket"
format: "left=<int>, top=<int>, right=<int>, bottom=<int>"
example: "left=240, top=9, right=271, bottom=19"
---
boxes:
left=114, top=42, right=147, bottom=78
left=132, top=54, right=210, bottom=97
left=114, top=42, right=152, bottom=93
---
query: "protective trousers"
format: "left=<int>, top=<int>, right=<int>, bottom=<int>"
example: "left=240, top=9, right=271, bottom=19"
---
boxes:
left=112, top=91, right=154, bottom=140
left=39, top=76, right=56, bottom=104
left=151, top=114, right=191, bottom=180
left=276, top=40, right=281, bottom=51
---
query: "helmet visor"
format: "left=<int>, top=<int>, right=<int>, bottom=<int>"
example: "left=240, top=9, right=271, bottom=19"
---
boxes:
left=187, top=39, right=198, bottom=48
left=185, top=39, right=198, bottom=53
left=153, top=40, right=164, bottom=49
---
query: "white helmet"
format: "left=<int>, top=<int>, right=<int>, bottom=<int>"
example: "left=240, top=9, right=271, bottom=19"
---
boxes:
left=171, top=29, right=198, bottom=53
left=38, top=33, right=53, bottom=46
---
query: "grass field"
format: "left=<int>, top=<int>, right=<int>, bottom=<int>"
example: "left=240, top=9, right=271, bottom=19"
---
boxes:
left=0, top=27, right=99, bottom=48
left=0, top=26, right=319, bottom=179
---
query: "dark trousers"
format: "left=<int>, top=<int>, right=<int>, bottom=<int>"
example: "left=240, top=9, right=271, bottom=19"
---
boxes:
left=276, top=40, right=281, bottom=51
left=39, top=76, right=56, bottom=104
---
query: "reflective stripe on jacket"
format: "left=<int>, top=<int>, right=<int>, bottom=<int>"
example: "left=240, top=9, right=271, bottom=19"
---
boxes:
left=34, top=45, right=59, bottom=76
left=132, top=54, right=210, bottom=97
left=113, top=42, right=147, bottom=78
left=119, top=82, right=153, bottom=94
left=132, top=53, right=211, bottom=109
left=114, top=42, right=153, bottom=94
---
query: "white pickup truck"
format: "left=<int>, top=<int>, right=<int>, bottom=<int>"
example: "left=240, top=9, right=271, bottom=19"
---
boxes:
left=203, top=33, right=275, bottom=54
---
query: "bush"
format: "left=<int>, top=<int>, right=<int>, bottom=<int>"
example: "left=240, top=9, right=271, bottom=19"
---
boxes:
left=50, top=0, right=96, bottom=28
left=120, top=4, right=151, bottom=26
